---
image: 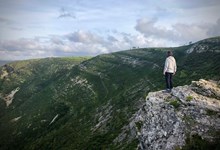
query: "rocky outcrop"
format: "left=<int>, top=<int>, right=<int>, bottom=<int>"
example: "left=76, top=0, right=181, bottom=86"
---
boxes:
left=2, top=87, right=20, bottom=107
left=187, top=37, right=220, bottom=54
left=114, top=79, right=220, bottom=149
left=0, top=64, right=15, bottom=79
left=92, top=102, right=113, bottom=132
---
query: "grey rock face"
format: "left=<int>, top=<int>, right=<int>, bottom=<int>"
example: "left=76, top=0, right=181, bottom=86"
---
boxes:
left=186, top=38, right=220, bottom=54
left=114, top=79, right=220, bottom=149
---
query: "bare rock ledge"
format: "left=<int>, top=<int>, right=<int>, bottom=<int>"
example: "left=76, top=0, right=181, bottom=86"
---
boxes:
left=114, top=79, right=220, bottom=150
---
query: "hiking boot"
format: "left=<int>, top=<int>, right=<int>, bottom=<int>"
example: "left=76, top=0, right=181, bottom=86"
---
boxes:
left=163, top=89, right=171, bottom=93
left=167, top=89, right=171, bottom=93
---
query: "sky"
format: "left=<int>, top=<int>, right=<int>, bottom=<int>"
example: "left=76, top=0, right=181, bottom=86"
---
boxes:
left=0, top=0, right=220, bottom=60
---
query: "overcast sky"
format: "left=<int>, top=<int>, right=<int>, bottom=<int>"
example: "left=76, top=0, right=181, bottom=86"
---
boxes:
left=0, top=0, right=220, bottom=60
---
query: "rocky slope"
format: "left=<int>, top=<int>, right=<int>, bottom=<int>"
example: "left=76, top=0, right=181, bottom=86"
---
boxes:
left=116, top=79, right=220, bottom=149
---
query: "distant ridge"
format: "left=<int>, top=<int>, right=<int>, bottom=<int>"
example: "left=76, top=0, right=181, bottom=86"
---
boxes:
left=0, top=60, right=13, bottom=66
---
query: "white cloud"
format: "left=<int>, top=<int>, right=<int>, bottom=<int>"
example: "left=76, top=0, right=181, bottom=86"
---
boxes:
left=0, top=30, right=150, bottom=60
left=135, top=18, right=178, bottom=41
left=207, top=18, right=220, bottom=37
left=66, top=30, right=103, bottom=44
left=172, top=23, right=208, bottom=42
left=135, top=17, right=220, bottom=45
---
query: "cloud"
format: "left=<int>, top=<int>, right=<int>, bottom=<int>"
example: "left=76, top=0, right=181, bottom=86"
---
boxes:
left=50, top=36, right=64, bottom=45
left=0, top=38, right=49, bottom=60
left=61, top=31, right=150, bottom=53
left=135, top=18, right=177, bottom=41
left=66, top=30, right=103, bottom=44
left=166, top=0, right=220, bottom=9
left=0, top=17, right=12, bottom=25
left=5, top=21, right=213, bottom=61
left=58, top=7, right=75, bottom=19
left=134, top=17, right=219, bottom=44
left=107, top=35, right=118, bottom=42
left=0, top=29, right=152, bottom=60
left=10, top=27, right=23, bottom=31
left=207, top=18, right=220, bottom=37
left=0, top=39, right=42, bottom=52
left=172, top=23, right=208, bottom=42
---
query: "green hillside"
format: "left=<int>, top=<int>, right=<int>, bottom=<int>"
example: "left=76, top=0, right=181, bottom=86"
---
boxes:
left=0, top=37, right=220, bottom=149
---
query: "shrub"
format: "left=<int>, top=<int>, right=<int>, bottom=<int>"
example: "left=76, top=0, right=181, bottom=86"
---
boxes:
left=206, top=109, right=218, bottom=116
left=182, top=134, right=220, bottom=150
left=135, top=121, right=143, bottom=131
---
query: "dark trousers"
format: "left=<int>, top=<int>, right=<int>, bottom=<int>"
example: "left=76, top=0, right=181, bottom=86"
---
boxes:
left=165, top=72, right=173, bottom=89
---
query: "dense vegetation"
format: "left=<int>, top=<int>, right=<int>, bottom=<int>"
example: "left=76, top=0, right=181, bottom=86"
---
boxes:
left=0, top=37, right=220, bottom=149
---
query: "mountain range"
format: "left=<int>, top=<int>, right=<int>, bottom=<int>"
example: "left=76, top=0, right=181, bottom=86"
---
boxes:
left=0, top=37, right=220, bottom=149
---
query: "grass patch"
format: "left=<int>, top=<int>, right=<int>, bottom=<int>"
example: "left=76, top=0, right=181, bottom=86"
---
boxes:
left=166, top=96, right=181, bottom=109
left=186, top=96, right=193, bottom=102
left=169, top=99, right=181, bottom=109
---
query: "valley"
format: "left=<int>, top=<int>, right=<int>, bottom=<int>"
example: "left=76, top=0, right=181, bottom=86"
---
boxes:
left=0, top=37, right=220, bottom=149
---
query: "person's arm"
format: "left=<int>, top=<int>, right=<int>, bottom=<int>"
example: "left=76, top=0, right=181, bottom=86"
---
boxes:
left=163, top=58, right=168, bottom=75
left=173, top=58, right=177, bottom=75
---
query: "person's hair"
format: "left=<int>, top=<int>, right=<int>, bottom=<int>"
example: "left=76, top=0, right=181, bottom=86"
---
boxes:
left=167, top=51, right=173, bottom=56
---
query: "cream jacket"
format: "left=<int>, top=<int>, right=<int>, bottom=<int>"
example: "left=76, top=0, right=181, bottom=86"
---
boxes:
left=163, top=56, right=176, bottom=74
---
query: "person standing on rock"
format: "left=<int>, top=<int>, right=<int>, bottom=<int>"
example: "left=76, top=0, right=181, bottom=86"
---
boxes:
left=163, top=51, right=176, bottom=92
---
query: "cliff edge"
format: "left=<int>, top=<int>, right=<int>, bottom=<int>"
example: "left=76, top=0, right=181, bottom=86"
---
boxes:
left=114, top=79, right=220, bottom=149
